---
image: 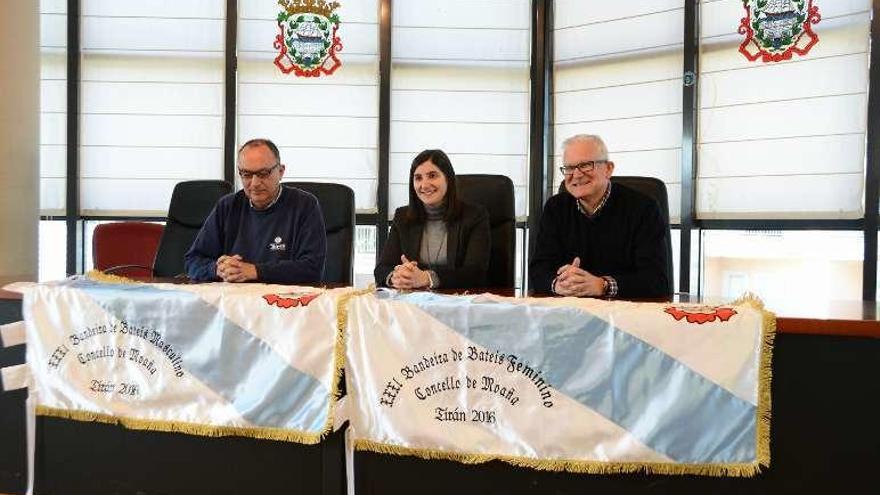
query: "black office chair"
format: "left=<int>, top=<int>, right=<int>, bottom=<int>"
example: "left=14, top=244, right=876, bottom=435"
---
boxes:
left=153, top=180, right=233, bottom=278
left=557, top=176, right=674, bottom=295
left=283, top=182, right=355, bottom=285
left=457, top=174, right=516, bottom=288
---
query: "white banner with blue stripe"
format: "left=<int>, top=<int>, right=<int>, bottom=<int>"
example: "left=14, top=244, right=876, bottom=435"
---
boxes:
left=345, top=291, right=773, bottom=476
left=13, top=279, right=347, bottom=443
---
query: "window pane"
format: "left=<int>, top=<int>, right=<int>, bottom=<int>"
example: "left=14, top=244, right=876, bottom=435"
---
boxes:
left=39, top=220, right=67, bottom=281
left=354, top=225, right=377, bottom=288
left=41, top=0, right=67, bottom=215
left=553, top=1, right=684, bottom=223
left=237, top=0, right=379, bottom=212
left=697, top=0, right=870, bottom=219
left=390, top=0, right=531, bottom=218
left=701, top=231, right=863, bottom=312
left=80, top=0, right=226, bottom=216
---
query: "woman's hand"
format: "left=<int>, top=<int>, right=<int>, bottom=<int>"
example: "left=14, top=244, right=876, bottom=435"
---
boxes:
left=390, top=255, right=431, bottom=289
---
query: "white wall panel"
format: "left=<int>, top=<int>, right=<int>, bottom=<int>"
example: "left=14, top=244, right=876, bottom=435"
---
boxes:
left=697, top=175, right=864, bottom=219
left=391, top=122, right=527, bottom=155
left=555, top=52, right=682, bottom=93
left=82, top=17, right=224, bottom=52
left=393, top=90, right=527, bottom=123
left=393, top=27, right=528, bottom=62
left=82, top=115, right=223, bottom=147
left=555, top=0, right=683, bottom=30
left=239, top=83, right=377, bottom=117
left=555, top=10, right=683, bottom=62
left=556, top=80, right=680, bottom=124
left=391, top=1, right=529, bottom=217
left=701, top=53, right=868, bottom=108
left=39, top=178, right=66, bottom=215
left=698, top=0, right=870, bottom=219
left=80, top=178, right=178, bottom=215
left=40, top=146, right=66, bottom=177
left=700, top=94, right=867, bottom=143
left=82, top=81, right=223, bottom=115
left=83, top=0, right=224, bottom=18
left=395, top=0, right=528, bottom=29
left=239, top=115, right=377, bottom=149
left=237, top=0, right=379, bottom=210
left=699, top=134, right=865, bottom=178
left=281, top=147, right=376, bottom=180
left=80, top=147, right=223, bottom=179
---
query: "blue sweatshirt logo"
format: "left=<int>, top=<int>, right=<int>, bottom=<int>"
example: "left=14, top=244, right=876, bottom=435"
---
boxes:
left=269, top=236, right=287, bottom=252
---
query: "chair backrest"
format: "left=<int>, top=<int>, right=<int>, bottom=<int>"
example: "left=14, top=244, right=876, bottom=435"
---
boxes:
left=557, top=176, right=674, bottom=294
left=93, top=222, right=164, bottom=278
left=153, top=180, right=233, bottom=278
left=457, top=174, right=516, bottom=288
left=283, top=182, right=355, bottom=285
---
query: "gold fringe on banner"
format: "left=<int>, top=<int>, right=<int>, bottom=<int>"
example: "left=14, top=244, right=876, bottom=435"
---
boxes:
left=351, top=292, right=775, bottom=477
left=36, top=405, right=325, bottom=444
left=321, top=286, right=376, bottom=436
left=354, top=438, right=763, bottom=477
left=732, top=292, right=776, bottom=472
left=39, top=282, right=370, bottom=445
left=85, top=270, right=140, bottom=284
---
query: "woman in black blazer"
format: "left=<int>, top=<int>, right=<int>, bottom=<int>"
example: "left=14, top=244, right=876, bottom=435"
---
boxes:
left=375, top=149, right=490, bottom=290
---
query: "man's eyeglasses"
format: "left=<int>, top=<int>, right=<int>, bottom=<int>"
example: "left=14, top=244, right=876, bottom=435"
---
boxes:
left=559, top=160, right=608, bottom=176
left=238, top=163, right=280, bottom=180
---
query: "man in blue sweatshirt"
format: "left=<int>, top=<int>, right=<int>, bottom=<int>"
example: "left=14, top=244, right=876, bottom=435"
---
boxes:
left=184, top=138, right=327, bottom=284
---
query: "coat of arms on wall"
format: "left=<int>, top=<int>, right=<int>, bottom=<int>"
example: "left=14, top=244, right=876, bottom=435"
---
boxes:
left=738, top=0, right=821, bottom=63
left=274, top=0, right=343, bottom=77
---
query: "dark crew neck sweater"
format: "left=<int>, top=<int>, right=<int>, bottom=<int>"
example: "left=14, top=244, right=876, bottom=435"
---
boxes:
left=184, top=187, right=326, bottom=284
left=529, top=184, right=670, bottom=298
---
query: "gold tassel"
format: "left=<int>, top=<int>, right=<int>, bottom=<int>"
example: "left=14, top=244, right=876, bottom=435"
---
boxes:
left=354, top=439, right=763, bottom=477
left=85, top=270, right=139, bottom=284
left=319, top=286, right=377, bottom=438
left=36, top=405, right=324, bottom=444
left=731, top=292, right=776, bottom=471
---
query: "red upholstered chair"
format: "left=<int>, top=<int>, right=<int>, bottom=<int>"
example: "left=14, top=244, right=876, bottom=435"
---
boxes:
left=92, top=222, right=165, bottom=279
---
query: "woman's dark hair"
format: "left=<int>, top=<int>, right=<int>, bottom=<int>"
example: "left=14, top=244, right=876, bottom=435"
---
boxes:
left=404, top=149, right=463, bottom=223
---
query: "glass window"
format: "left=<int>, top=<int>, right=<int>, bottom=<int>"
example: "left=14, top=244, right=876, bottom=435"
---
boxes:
left=389, top=0, right=531, bottom=218
left=553, top=0, right=684, bottom=223
left=354, top=225, right=377, bottom=288
left=697, top=0, right=871, bottom=219
left=237, top=0, right=379, bottom=212
left=79, top=0, right=226, bottom=216
left=701, top=230, right=863, bottom=312
left=39, top=220, right=67, bottom=281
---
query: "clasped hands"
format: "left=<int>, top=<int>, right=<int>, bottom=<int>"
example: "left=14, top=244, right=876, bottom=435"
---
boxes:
left=553, top=257, right=606, bottom=297
left=389, top=255, right=432, bottom=289
left=216, top=254, right=258, bottom=283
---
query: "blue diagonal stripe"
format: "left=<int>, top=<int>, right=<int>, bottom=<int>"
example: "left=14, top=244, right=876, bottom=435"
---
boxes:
left=393, top=292, right=756, bottom=463
left=69, top=281, right=329, bottom=432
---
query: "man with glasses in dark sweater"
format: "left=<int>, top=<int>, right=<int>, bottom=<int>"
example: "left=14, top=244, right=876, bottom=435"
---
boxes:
left=184, top=138, right=326, bottom=284
left=529, top=134, right=670, bottom=298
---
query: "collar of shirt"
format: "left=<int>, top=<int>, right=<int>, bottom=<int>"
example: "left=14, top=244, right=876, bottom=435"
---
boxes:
left=575, top=183, right=612, bottom=218
left=249, top=186, right=283, bottom=211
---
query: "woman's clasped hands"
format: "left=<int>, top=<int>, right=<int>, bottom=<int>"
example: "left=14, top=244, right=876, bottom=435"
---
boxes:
left=390, top=255, right=432, bottom=289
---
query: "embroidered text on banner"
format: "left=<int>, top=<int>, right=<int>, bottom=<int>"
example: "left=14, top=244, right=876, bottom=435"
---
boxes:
left=344, top=292, right=773, bottom=476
